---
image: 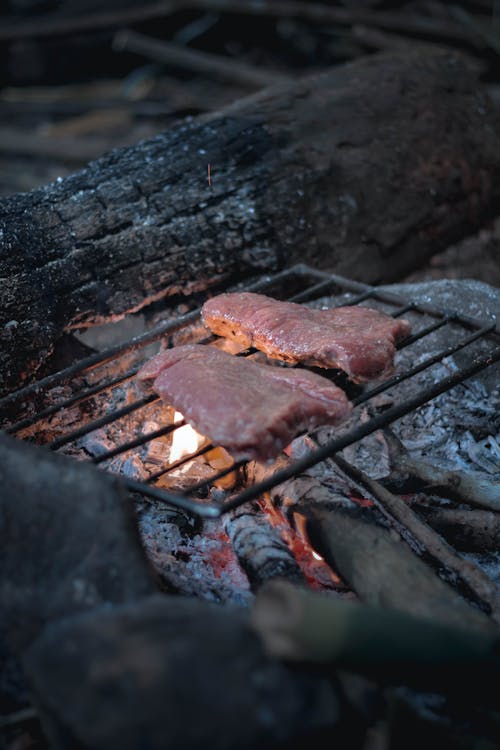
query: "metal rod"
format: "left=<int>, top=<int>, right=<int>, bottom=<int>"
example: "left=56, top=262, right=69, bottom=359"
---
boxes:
left=354, top=324, right=494, bottom=406
left=181, top=458, right=247, bottom=494
left=397, top=316, right=451, bottom=349
left=92, top=420, right=186, bottom=464
left=146, top=442, right=215, bottom=481
left=121, top=476, right=222, bottom=518
left=48, top=394, right=159, bottom=450
left=290, top=264, right=500, bottom=338
left=6, top=366, right=140, bottom=435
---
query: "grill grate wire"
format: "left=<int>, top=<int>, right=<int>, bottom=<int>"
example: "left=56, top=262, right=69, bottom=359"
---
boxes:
left=1, top=264, right=499, bottom=519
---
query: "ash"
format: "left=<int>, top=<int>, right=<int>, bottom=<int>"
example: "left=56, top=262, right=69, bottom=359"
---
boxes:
left=136, top=503, right=252, bottom=605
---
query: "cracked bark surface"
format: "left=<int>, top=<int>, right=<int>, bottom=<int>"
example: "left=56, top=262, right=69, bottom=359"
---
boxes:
left=1, top=49, right=500, bottom=397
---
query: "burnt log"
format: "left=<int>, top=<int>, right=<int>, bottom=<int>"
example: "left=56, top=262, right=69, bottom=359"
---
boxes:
left=2, top=49, right=500, bottom=396
left=224, top=502, right=306, bottom=589
left=415, top=506, right=500, bottom=552
left=0, top=431, right=158, bottom=702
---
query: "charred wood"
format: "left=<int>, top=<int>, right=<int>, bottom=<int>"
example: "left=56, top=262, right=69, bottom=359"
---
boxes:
left=331, top=453, right=500, bottom=623
left=383, top=428, right=500, bottom=513
left=0, top=431, right=157, bottom=705
left=253, top=580, right=500, bottom=703
left=223, top=502, right=305, bottom=590
left=249, top=460, right=495, bottom=633
left=415, top=505, right=500, bottom=553
left=2, top=50, right=500, bottom=397
left=0, top=432, right=157, bottom=659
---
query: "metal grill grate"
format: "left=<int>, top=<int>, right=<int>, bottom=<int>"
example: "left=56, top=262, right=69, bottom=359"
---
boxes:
left=1, top=263, right=499, bottom=518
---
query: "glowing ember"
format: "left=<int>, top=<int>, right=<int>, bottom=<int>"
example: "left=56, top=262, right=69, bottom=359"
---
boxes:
left=257, top=495, right=342, bottom=589
left=204, top=446, right=237, bottom=489
left=170, top=411, right=208, bottom=464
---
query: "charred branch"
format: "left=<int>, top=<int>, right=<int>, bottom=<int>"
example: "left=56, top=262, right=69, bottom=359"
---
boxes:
left=223, top=502, right=305, bottom=590
left=415, top=505, right=500, bottom=553
left=383, top=428, right=500, bottom=512
left=2, top=49, right=500, bottom=396
left=252, top=580, right=500, bottom=703
left=0, top=432, right=157, bottom=661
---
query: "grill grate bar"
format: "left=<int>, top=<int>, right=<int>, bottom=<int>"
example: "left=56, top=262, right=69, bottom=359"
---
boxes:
left=292, top=264, right=500, bottom=337
left=114, top=343, right=499, bottom=518
left=146, top=442, right=216, bottom=482
left=181, top=458, right=247, bottom=495
left=92, top=420, right=186, bottom=465
left=392, top=303, right=415, bottom=317
left=4, top=264, right=499, bottom=520
left=353, top=323, right=495, bottom=406
left=89, top=323, right=493, bottom=472
left=397, top=316, right=451, bottom=348
left=48, top=394, right=159, bottom=450
left=120, top=476, right=222, bottom=517
left=288, top=278, right=337, bottom=303
left=6, top=366, right=141, bottom=435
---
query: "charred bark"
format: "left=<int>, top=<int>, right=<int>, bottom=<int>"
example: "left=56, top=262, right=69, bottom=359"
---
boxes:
left=224, top=502, right=305, bottom=589
left=1, top=49, right=499, bottom=397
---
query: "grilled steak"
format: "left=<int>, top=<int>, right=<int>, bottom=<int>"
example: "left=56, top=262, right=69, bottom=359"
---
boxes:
left=202, top=293, right=411, bottom=383
left=138, top=345, right=352, bottom=463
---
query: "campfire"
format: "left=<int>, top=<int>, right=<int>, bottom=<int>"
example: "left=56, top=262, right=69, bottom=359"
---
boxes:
left=2, top=263, right=499, bottom=603
left=1, top=261, right=500, bottom=749
left=3, top=0, right=500, bottom=744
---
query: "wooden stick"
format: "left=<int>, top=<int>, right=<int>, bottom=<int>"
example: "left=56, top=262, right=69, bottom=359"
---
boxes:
left=0, top=127, right=112, bottom=163
left=0, top=1, right=178, bottom=41
left=415, top=505, right=500, bottom=552
left=223, top=502, right=305, bottom=589
left=191, top=0, right=485, bottom=45
left=0, top=0, right=488, bottom=47
left=383, top=428, right=500, bottom=512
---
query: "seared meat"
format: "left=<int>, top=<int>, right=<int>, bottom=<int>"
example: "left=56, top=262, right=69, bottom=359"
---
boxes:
left=138, top=345, right=352, bottom=463
left=202, top=292, right=411, bottom=383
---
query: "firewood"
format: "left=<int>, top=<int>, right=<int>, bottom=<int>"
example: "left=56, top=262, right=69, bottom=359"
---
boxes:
left=0, top=432, right=157, bottom=662
left=248, top=459, right=495, bottom=633
left=415, top=506, right=500, bottom=552
left=1, top=49, right=500, bottom=397
left=383, top=428, right=500, bottom=512
left=331, top=453, right=500, bottom=623
left=224, top=502, right=305, bottom=589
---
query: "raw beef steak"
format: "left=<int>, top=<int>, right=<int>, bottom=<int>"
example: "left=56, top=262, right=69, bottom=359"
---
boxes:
left=138, top=345, right=352, bottom=462
left=202, top=292, right=411, bottom=383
